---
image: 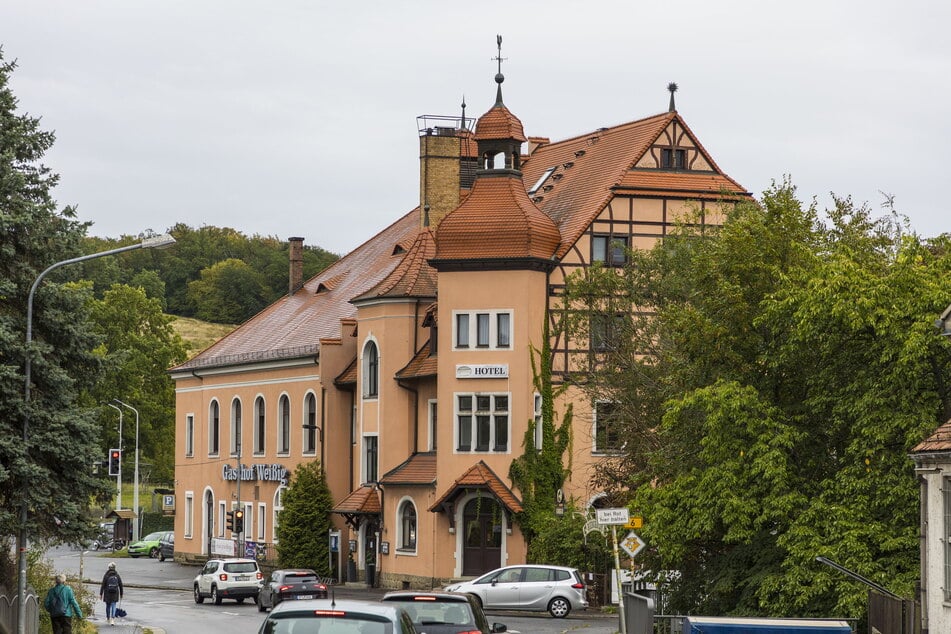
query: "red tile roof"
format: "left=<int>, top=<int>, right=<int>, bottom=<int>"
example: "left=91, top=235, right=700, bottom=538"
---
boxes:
left=913, top=419, right=951, bottom=453
left=474, top=103, right=526, bottom=142
left=172, top=210, right=420, bottom=371
left=395, top=341, right=436, bottom=380
left=433, top=176, right=560, bottom=261
left=353, top=229, right=437, bottom=302
left=429, top=461, right=523, bottom=514
left=334, top=356, right=358, bottom=386
left=332, top=485, right=381, bottom=515
left=380, top=452, right=437, bottom=485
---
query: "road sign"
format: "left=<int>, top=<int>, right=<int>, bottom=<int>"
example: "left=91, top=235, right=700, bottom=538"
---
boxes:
left=624, top=515, right=643, bottom=529
left=620, top=531, right=646, bottom=558
left=596, top=507, right=630, bottom=525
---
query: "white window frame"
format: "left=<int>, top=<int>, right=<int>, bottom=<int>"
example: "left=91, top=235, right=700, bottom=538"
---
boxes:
left=533, top=393, right=543, bottom=450
left=277, top=394, right=291, bottom=455
left=273, top=486, right=285, bottom=544
left=452, top=310, right=513, bottom=350
left=454, top=392, right=510, bottom=453
left=208, top=400, right=220, bottom=456
left=185, top=414, right=194, bottom=457
left=244, top=502, right=253, bottom=540
left=184, top=492, right=194, bottom=538
left=253, top=396, right=266, bottom=456
left=230, top=397, right=242, bottom=457
left=427, top=399, right=438, bottom=451
left=363, top=434, right=379, bottom=483
left=257, top=503, right=267, bottom=542
left=362, top=340, right=380, bottom=399
left=303, top=392, right=318, bottom=456
left=218, top=501, right=226, bottom=538
left=396, top=496, right=418, bottom=554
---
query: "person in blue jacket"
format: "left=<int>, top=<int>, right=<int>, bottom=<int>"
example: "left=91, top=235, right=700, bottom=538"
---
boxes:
left=44, top=574, right=84, bottom=634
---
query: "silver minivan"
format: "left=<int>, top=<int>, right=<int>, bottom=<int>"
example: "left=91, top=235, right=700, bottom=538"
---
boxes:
left=444, top=565, right=588, bottom=618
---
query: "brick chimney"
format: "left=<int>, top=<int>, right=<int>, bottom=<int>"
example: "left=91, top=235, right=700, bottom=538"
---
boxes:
left=288, top=236, right=304, bottom=295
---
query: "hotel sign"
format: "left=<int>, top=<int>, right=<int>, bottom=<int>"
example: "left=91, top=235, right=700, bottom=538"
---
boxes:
left=222, top=463, right=289, bottom=485
left=456, top=364, right=509, bottom=379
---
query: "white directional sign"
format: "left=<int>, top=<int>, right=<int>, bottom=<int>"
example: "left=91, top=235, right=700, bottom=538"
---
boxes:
left=596, top=507, right=630, bottom=525
left=620, top=531, right=646, bottom=558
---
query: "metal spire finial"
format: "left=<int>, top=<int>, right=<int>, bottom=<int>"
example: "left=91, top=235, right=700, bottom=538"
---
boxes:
left=668, top=82, right=678, bottom=112
left=492, top=34, right=507, bottom=105
left=461, top=95, right=467, bottom=129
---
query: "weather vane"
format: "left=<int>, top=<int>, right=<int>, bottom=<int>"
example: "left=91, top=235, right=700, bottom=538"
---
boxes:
left=492, top=34, right=506, bottom=76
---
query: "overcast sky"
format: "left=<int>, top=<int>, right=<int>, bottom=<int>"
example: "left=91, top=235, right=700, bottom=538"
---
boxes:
left=4, top=1, right=948, bottom=255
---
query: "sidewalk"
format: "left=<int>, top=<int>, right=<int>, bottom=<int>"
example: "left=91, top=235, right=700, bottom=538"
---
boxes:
left=89, top=615, right=166, bottom=634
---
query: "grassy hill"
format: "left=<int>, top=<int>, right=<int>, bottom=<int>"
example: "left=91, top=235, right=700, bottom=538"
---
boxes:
left=171, top=316, right=236, bottom=359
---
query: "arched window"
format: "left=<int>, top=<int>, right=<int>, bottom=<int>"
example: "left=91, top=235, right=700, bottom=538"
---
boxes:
left=273, top=486, right=286, bottom=545
left=303, top=393, right=317, bottom=455
left=278, top=395, right=290, bottom=454
left=363, top=341, right=379, bottom=398
left=398, top=499, right=417, bottom=551
left=253, top=396, right=266, bottom=455
left=208, top=400, right=220, bottom=455
left=230, top=398, right=242, bottom=456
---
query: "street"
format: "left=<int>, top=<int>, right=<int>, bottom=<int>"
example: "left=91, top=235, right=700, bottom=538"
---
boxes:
left=47, top=546, right=620, bottom=634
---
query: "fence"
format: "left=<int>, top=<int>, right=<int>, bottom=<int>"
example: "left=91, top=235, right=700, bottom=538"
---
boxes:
left=651, top=615, right=859, bottom=634
left=0, top=585, right=40, bottom=634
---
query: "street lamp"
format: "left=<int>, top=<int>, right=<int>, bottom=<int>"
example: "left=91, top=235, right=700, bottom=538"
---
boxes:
left=106, top=403, right=124, bottom=510
left=113, top=398, right=140, bottom=541
left=17, top=233, right=175, bottom=634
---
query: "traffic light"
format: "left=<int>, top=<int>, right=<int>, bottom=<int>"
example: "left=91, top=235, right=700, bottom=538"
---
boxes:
left=226, top=510, right=235, bottom=532
left=108, top=449, right=121, bottom=476
left=234, top=509, right=244, bottom=534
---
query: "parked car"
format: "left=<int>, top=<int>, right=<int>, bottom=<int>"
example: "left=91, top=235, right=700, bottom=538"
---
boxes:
left=444, top=565, right=588, bottom=618
left=258, top=599, right=417, bottom=634
left=128, top=531, right=172, bottom=559
left=194, top=558, right=263, bottom=605
left=382, top=591, right=506, bottom=634
left=257, top=568, right=329, bottom=612
left=158, top=532, right=174, bottom=562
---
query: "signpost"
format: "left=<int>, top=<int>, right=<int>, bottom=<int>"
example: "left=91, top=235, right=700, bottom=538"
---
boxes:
left=597, top=508, right=630, bottom=634
left=620, top=531, right=646, bottom=558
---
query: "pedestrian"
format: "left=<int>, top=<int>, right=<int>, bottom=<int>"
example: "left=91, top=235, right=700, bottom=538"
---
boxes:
left=44, top=574, right=84, bottom=634
left=99, top=561, right=124, bottom=625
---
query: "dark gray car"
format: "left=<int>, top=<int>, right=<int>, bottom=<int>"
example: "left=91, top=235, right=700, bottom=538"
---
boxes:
left=258, top=598, right=417, bottom=634
left=158, top=531, right=174, bottom=561
left=382, top=591, right=506, bottom=634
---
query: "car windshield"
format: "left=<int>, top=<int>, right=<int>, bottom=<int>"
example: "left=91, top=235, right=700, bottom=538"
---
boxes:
left=224, top=562, right=258, bottom=573
left=142, top=532, right=164, bottom=541
left=261, top=613, right=394, bottom=634
left=388, top=601, right=472, bottom=627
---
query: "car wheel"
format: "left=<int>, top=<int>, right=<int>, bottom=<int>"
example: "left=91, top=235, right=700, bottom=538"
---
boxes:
left=548, top=597, right=571, bottom=618
left=194, top=585, right=204, bottom=604
left=159, top=552, right=166, bottom=562
left=211, top=585, right=222, bottom=605
left=148, top=547, right=159, bottom=559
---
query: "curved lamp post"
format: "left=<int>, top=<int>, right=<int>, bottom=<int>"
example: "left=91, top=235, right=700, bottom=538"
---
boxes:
left=112, top=398, right=140, bottom=541
left=17, top=233, right=175, bottom=634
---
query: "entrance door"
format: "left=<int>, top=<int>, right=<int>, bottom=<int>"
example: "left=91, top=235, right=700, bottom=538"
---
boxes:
left=462, top=498, right=502, bottom=576
left=364, top=519, right=379, bottom=587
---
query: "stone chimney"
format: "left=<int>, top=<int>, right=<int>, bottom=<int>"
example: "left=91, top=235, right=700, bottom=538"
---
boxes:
left=419, top=127, right=466, bottom=230
left=288, top=236, right=304, bottom=295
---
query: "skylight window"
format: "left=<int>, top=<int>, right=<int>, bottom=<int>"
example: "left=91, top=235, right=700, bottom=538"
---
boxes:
left=528, top=167, right=557, bottom=195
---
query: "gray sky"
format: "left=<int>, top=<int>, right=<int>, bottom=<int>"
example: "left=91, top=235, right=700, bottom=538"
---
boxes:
left=5, top=1, right=948, bottom=255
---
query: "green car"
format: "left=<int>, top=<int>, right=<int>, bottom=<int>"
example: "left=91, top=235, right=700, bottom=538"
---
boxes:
left=128, top=531, right=172, bottom=559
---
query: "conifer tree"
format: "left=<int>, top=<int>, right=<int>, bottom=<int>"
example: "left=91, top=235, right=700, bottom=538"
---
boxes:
left=275, top=461, right=333, bottom=575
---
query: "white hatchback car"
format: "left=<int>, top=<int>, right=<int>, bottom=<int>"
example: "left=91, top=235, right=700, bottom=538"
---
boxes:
left=444, top=565, right=588, bottom=618
left=193, top=557, right=263, bottom=605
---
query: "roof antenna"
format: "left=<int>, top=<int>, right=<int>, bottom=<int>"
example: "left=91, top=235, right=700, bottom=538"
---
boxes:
left=492, top=34, right=507, bottom=106
left=668, top=82, right=678, bottom=112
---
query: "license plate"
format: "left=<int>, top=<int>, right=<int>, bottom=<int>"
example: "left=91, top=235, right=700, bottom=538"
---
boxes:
left=296, top=595, right=314, bottom=600
left=236, top=575, right=249, bottom=581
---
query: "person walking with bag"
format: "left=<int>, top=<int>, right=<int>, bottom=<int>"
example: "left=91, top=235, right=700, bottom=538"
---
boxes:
left=99, top=562, right=124, bottom=625
left=44, top=574, right=84, bottom=634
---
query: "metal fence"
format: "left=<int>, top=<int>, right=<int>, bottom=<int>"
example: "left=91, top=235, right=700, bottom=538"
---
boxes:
left=0, top=585, right=40, bottom=634
left=651, top=615, right=859, bottom=634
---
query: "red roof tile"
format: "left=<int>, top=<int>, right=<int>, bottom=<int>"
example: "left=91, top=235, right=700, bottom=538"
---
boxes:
left=395, top=341, right=436, bottom=380
left=334, top=355, right=358, bottom=386
left=475, top=103, right=526, bottom=143
left=353, top=229, right=437, bottom=302
left=380, top=452, right=437, bottom=485
left=913, top=419, right=951, bottom=453
left=332, top=485, right=381, bottom=515
left=429, top=461, right=523, bottom=514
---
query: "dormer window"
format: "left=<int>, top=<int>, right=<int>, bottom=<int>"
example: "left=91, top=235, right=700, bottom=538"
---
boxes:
left=661, top=148, right=686, bottom=170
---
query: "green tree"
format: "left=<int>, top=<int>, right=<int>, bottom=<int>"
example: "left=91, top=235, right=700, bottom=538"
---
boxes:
left=0, top=51, right=111, bottom=545
left=275, top=461, right=333, bottom=575
left=562, top=180, right=951, bottom=618
left=84, top=284, right=189, bottom=482
left=187, top=257, right=270, bottom=323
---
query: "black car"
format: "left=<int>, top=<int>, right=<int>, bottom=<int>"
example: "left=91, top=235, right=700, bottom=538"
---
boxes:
left=382, top=591, right=506, bottom=634
left=158, top=531, right=174, bottom=561
left=259, top=599, right=417, bottom=634
left=257, top=568, right=329, bottom=612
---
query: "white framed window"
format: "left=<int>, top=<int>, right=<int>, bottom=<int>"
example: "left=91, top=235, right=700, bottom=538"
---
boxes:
left=273, top=486, right=285, bottom=544
left=593, top=401, right=623, bottom=453
left=253, top=396, right=266, bottom=456
left=303, top=393, right=317, bottom=455
left=244, top=502, right=253, bottom=539
left=185, top=414, right=194, bottom=457
left=363, top=341, right=379, bottom=398
left=230, top=398, right=242, bottom=457
left=397, top=497, right=418, bottom=553
left=257, top=503, right=266, bottom=542
left=533, top=393, right=543, bottom=450
left=184, top=492, right=194, bottom=538
left=218, top=501, right=226, bottom=538
left=277, top=394, right=290, bottom=455
left=453, top=310, right=513, bottom=350
left=208, top=400, right=220, bottom=456
left=427, top=399, right=438, bottom=451
left=364, top=434, right=379, bottom=483
left=455, top=393, right=509, bottom=453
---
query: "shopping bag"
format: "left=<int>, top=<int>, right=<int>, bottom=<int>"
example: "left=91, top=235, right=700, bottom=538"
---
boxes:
left=115, top=607, right=127, bottom=618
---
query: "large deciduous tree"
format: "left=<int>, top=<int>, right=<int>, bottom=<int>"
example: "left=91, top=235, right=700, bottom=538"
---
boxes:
left=561, top=180, right=951, bottom=618
left=0, top=51, right=111, bottom=544
left=275, top=461, right=333, bottom=575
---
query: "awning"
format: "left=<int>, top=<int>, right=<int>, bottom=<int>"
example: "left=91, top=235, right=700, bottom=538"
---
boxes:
left=331, top=485, right=381, bottom=529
